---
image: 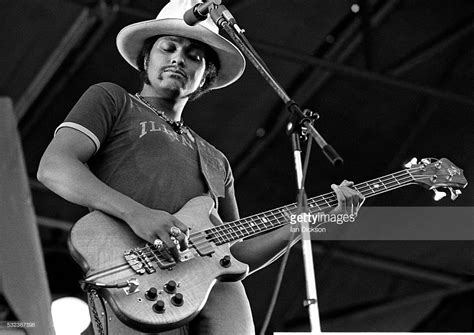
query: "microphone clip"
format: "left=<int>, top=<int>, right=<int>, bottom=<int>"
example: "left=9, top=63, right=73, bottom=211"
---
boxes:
left=186, top=0, right=222, bottom=25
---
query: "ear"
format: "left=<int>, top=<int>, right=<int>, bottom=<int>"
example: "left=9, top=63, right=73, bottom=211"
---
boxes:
left=144, top=56, right=149, bottom=71
left=199, top=76, right=206, bottom=88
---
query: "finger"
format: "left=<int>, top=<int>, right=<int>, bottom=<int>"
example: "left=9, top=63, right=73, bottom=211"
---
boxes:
left=168, top=223, right=189, bottom=251
left=340, top=183, right=364, bottom=207
left=356, top=196, right=365, bottom=213
left=344, top=187, right=360, bottom=208
left=171, top=218, right=190, bottom=250
left=331, top=184, right=346, bottom=212
left=169, top=226, right=181, bottom=238
left=153, top=238, right=164, bottom=249
left=154, top=237, right=173, bottom=262
left=340, top=180, right=354, bottom=187
left=341, top=181, right=365, bottom=206
left=171, top=216, right=189, bottom=235
left=173, top=231, right=188, bottom=251
left=159, top=234, right=179, bottom=262
left=351, top=202, right=360, bottom=216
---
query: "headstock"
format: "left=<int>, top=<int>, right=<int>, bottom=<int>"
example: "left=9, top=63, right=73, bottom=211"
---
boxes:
left=404, top=157, right=468, bottom=201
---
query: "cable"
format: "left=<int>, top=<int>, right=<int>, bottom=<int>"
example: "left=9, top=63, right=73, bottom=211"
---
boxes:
left=259, top=231, right=300, bottom=335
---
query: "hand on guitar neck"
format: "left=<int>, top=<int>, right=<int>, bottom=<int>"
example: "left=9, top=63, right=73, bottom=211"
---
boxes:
left=330, top=180, right=365, bottom=216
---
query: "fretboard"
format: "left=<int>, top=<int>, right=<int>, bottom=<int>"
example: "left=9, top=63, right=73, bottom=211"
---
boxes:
left=198, top=168, right=419, bottom=246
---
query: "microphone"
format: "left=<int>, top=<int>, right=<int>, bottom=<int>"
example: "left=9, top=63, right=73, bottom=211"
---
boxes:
left=183, top=1, right=220, bottom=26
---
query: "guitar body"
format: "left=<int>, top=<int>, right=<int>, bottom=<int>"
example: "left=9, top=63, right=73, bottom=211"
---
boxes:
left=68, top=196, right=249, bottom=332
left=68, top=158, right=467, bottom=332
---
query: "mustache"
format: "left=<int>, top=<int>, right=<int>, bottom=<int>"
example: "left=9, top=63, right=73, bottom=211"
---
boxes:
left=162, top=66, right=188, bottom=79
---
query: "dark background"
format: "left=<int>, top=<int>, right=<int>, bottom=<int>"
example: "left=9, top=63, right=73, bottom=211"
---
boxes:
left=2, top=0, right=473, bottom=332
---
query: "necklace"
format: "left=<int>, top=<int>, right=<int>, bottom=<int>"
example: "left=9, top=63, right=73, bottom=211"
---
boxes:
left=135, top=93, right=186, bottom=134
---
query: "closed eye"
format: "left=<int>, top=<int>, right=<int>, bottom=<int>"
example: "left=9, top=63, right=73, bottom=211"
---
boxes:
left=187, top=51, right=204, bottom=62
left=160, top=42, right=176, bottom=53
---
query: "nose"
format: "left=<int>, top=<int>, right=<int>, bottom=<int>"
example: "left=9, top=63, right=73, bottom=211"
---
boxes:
left=171, top=50, right=185, bottom=67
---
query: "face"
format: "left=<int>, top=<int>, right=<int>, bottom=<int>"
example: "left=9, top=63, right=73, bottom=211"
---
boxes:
left=144, top=36, right=207, bottom=99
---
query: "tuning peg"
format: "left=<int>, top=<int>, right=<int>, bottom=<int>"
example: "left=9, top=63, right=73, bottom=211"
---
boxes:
left=448, top=187, right=462, bottom=200
left=404, top=157, right=418, bottom=168
left=432, top=188, right=447, bottom=201
left=421, top=158, right=431, bottom=165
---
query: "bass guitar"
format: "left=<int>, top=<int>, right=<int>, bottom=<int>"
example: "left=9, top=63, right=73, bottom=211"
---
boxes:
left=69, top=157, right=467, bottom=332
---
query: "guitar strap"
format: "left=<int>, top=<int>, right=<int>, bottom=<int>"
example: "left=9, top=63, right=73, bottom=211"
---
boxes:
left=190, top=129, right=226, bottom=209
left=87, top=289, right=107, bottom=335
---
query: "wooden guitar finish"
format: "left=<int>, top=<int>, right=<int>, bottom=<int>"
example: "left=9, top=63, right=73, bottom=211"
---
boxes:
left=68, top=158, right=467, bottom=332
left=69, top=196, right=248, bottom=332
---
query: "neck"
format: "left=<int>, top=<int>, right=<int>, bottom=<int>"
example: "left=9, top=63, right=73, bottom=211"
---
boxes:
left=139, top=86, right=188, bottom=121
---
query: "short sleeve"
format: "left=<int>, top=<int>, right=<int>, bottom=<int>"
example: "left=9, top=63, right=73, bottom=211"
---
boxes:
left=55, top=83, right=125, bottom=153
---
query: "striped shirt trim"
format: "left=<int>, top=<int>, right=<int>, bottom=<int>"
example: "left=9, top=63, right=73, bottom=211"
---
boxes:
left=55, top=122, right=101, bottom=153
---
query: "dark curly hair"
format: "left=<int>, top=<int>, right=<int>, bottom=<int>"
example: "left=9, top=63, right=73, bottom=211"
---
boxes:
left=136, top=36, right=220, bottom=100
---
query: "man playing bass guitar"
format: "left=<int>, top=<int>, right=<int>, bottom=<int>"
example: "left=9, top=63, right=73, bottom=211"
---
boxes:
left=37, top=0, right=364, bottom=333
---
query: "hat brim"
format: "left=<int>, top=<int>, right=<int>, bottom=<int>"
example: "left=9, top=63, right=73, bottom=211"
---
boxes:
left=116, top=18, right=245, bottom=90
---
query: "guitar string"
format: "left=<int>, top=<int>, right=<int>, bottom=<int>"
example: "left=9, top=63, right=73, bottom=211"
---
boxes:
left=133, top=173, right=442, bottom=269
left=132, top=168, right=442, bottom=259
left=199, top=174, right=435, bottom=245
left=202, top=180, right=422, bottom=244
left=138, top=170, right=431, bottom=255
left=209, top=178, right=427, bottom=245
left=196, top=169, right=421, bottom=239
left=134, top=168, right=432, bottom=256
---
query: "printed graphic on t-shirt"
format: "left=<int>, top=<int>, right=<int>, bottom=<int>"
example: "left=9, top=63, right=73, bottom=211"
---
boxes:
left=138, top=120, right=195, bottom=150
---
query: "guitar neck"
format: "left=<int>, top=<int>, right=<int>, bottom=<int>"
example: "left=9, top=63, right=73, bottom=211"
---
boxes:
left=198, top=169, right=417, bottom=246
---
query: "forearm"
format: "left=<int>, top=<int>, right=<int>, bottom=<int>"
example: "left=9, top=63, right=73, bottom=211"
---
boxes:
left=37, top=153, right=144, bottom=222
left=230, top=225, right=299, bottom=274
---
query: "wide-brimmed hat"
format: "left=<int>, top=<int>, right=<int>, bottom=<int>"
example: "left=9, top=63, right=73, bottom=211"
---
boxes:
left=116, top=0, right=246, bottom=89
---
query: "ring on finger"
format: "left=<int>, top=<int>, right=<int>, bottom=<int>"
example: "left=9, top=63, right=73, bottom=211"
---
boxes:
left=169, top=226, right=181, bottom=237
left=154, top=239, right=164, bottom=249
left=170, top=236, right=180, bottom=246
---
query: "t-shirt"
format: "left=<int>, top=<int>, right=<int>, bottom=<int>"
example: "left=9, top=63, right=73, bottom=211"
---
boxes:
left=57, top=82, right=254, bottom=334
left=57, top=82, right=237, bottom=217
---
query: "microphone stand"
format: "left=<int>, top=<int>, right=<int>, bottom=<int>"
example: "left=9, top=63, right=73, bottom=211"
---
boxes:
left=209, top=5, right=344, bottom=333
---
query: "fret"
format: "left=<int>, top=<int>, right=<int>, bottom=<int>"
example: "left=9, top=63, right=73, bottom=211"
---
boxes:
left=281, top=208, right=292, bottom=224
left=213, top=234, right=223, bottom=245
left=234, top=222, right=245, bottom=239
left=227, top=221, right=244, bottom=240
left=323, top=195, right=332, bottom=209
left=258, top=215, right=269, bottom=230
left=241, top=219, right=251, bottom=236
left=248, top=217, right=258, bottom=233
left=205, top=167, right=428, bottom=245
left=212, top=227, right=225, bottom=244
left=314, top=194, right=333, bottom=211
left=378, top=178, right=389, bottom=190
left=406, top=169, right=416, bottom=182
left=226, top=225, right=239, bottom=241
left=390, top=173, right=401, bottom=186
left=269, top=211, right=278, bottom=227
left=352, top=184, right=361, bottom=193
left=368, top=181, right=382, bottom=194
left=238, top=224, right=246, bottom=239
left=384, top=176, right=397, bottom=189
left=218, top=226, right=228, bottom=242
left=310, top=200, right=322, bottom=212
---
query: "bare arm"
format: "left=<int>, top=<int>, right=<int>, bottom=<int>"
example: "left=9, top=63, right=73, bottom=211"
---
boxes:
left=230, top=181, right=364, bottom=274
left=37, top=127, right=188, bottom=259
left=231, top=224, right=297, bottom=275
